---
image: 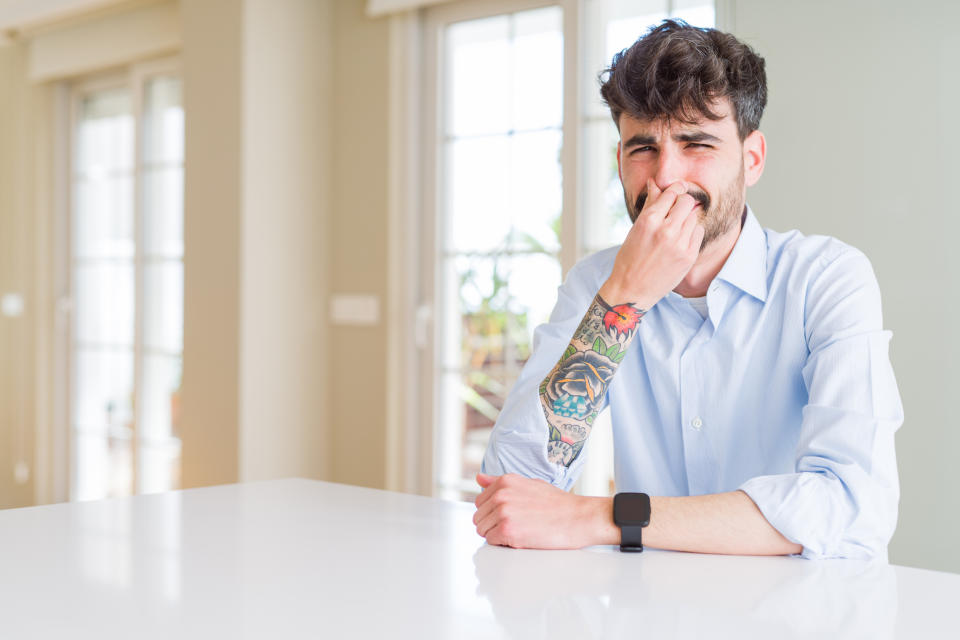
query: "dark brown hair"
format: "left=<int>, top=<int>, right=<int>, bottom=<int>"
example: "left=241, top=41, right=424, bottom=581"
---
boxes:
left=599, top=19, right=767, bottom=139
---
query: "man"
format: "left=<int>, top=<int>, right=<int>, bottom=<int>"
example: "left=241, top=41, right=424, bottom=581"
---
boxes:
left=474, top=20, right=902, bottom=559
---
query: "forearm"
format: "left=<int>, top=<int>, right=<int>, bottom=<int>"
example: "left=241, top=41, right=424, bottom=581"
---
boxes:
left=540, top=291, right=646, bottom=466
left=583, top=490, right=802, bottom=556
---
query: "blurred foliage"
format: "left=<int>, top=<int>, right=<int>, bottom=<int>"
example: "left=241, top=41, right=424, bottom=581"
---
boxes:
left=458, top=216, right=561, bottom=415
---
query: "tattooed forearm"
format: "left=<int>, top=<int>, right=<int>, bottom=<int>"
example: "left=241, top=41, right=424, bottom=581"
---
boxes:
left=540, top=294, right=646, bottom=466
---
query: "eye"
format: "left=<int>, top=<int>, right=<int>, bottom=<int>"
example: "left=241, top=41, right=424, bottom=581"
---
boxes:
left=629, top=146, right=655, bottom=155
left=687, top=143, right=712, bottom=149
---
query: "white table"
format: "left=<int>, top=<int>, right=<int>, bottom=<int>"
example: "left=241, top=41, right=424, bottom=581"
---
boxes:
left=0, top=479, right=957, bottom=639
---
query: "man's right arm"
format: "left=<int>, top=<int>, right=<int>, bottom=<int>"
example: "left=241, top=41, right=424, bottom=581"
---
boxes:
left=483, top=180, right=703, bottom=484
left=539, top=179, right=705, bottom=470
left=539, top=293, right=645, bottom=468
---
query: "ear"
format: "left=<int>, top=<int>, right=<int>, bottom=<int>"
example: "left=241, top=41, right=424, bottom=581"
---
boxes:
left=742, top=130, right=766, bottom=187
left=616, top=140, right=623, bottom=182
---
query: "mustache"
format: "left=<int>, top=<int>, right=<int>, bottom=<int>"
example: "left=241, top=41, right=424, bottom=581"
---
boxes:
left=631, top=188, right=710, bottom=222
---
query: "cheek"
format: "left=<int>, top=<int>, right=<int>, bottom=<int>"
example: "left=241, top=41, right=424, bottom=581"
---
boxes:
left=619, top=160, right=653, bottom=190
left=689, top=157, right=737, bottom=196
left=685, top=155, right=717, bottom=180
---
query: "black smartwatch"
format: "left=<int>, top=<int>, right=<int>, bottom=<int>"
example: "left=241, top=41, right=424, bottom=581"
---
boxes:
left=613, top=492, right=651, bottom=552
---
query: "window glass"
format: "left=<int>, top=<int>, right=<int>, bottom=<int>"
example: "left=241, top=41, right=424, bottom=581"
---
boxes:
left=436, top=6, right=564, bottom=500
left=70, top=71, right=184, bottom=501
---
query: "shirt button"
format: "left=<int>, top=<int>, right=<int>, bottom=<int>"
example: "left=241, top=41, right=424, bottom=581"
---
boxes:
left=691, top=417, right=703, bottom=430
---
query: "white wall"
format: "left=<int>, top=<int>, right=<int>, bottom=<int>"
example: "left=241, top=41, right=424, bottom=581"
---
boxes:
left=239, top=0, right=331, bottom=481
left=0, top=43, right=35, bottom=509
left=327, top=0, right=391, bottom=489
left=180, top=0, right=333, bottom=486
left=180, top=0, right=243, bottom=487
left=731, top=0, right=960, bottom=573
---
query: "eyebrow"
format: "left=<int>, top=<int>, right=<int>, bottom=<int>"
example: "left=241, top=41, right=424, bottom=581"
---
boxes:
left=622, top=130, right=722, bottom=148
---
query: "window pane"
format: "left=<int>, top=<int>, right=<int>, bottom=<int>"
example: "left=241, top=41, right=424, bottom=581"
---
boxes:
left=142, top=167, right=184, bottom=257
left=143, top=76, right=184, bottom=164
left=446, top=16, right=511, bottom=137
left=441, top=254, right=561, bottom=368
left=74, top=175, right=134, bottom=259
left=139, top=354, right=182, bottom=442
left=76, top=89, right=133, bottom=173
left=436, top=253, right=561, bottom=497
left=673, top=0, right=715, bottom=27
left=445, top=136, right=509, bottom=252
left=139, top=440, right=182, bottom=495
left=512, top=7, right=563, bottom=131
left=143, top=261, right=184, bottom=353
left=509, top=130, right=563, bottom=252
left=73, top=348, right=134, bottom=435
left=70, top=70, right=184, bottom=502
left=437, top=5, right=565, bottom=499
left=140, top=73, right=185, bottom=494
left=605, top=12, right=666, bottom=59
left=446, top=130, right=562, bottom=253
left=580, top=119, right=631, bottom=252
left=446, top=7, right=563, bottom=137
left=73, top=433, right=133, bottom=501
left=74, top=262, right=135, bottom=347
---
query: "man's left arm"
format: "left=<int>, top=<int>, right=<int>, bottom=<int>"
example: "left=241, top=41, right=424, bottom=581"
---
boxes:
left=737, top=247, right=903, bottom=559
left=474, top=247, right=901, bottom=557
left=474, top=473, right=801, bottom=554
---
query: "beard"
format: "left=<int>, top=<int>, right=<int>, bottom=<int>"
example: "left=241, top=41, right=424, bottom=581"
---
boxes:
left=626, top=164, right=746, bottom=253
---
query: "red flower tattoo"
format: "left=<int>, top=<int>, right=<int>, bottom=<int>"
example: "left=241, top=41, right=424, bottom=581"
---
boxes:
left=603, top=304, right=642, bottom=339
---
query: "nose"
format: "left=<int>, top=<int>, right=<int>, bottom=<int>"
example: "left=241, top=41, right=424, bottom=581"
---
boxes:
left=653, top=145, right=685, bottom=191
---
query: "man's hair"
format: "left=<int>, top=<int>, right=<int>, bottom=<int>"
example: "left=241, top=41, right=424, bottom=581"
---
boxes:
left=599, top=19, right=767, bottom=139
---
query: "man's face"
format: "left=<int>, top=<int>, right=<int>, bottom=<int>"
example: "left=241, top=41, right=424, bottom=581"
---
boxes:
left=616, top=99, right=754, bottom=251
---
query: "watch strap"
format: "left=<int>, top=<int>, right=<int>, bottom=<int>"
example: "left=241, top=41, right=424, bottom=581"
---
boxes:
left=619, top=524, right=645, bottom=552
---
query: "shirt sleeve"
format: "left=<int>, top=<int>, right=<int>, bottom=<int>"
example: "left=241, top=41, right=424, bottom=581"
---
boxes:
left=739, top=247, right=903, bottom=560
left=481, top=256, right=606, bottom=490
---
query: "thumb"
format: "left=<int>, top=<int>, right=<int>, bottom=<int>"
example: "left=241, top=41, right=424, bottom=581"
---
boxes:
left=476, top=472, right=496, bottom=488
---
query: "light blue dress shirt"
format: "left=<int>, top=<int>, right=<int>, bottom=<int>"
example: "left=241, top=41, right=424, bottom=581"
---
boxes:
left=481, top=208, right=903, bottom=560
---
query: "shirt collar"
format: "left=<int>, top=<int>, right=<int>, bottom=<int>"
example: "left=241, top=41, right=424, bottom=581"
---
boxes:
left=714, top=205, right=768, bottom=302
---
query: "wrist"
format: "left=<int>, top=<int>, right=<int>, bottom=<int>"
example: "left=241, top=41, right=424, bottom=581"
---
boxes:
left=582, top=496, right=620, bottom=546
left=598, top=278, right=658, bottom=311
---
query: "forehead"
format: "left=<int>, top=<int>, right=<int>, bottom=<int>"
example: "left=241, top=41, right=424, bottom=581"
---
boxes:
left=618, top=99, right=737, bottom=140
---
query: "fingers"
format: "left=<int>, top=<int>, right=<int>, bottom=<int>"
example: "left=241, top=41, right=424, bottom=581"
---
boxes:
left=473, top=483, right=507, bottom=538
left=475, top=502, right=502, bottom=538
left=678, top=200, right=700, bottom=238
left=475, top=473, right=499, bottom=511
left=473, top=474, right=516, bottom=540
left=476, top=472, right=495, bottom=489
left=678, top=206, right=703, bottom=256
left=664, top=192, right=698, bottom=225
left=641, top=180, right=686, bottom=220
left=475, top=473, right=495, bottom=507
left=483, top=522, right=510, bottom=547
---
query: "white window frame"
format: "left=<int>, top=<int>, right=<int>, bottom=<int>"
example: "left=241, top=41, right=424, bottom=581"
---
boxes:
left=58, top=55, right=183, bottom=501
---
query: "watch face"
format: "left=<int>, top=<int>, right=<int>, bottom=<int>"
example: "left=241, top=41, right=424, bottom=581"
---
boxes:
left=614, top=493, right=651, bottom=527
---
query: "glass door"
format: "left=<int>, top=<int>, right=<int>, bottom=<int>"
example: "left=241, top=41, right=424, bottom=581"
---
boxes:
left=69, top=62, right=184, bottom=500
